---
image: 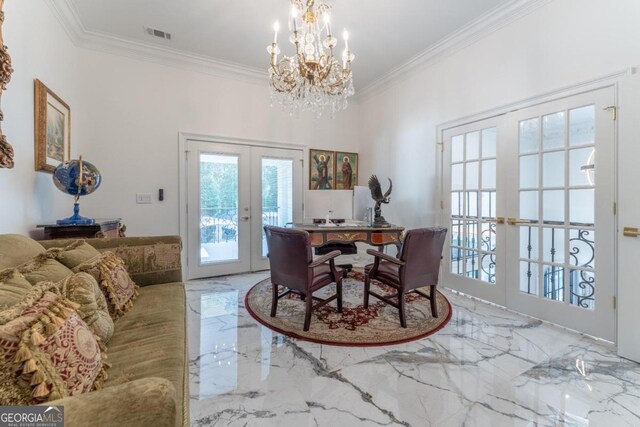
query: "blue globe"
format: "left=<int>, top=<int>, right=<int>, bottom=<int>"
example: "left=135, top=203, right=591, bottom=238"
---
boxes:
left=53, top=159, right=101, bottom=197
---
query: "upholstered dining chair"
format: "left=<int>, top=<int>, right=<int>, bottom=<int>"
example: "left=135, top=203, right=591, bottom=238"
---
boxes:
left=264, top=225, right=343, bottom=331
left=364, top=227, right=447, bottom=328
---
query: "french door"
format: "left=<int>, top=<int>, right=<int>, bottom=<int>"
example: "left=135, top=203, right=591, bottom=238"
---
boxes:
left=442, top=87, right=616, bottom=341
left=185, top=140, right=303, bottom=279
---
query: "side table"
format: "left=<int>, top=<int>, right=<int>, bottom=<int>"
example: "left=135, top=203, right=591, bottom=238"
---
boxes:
left=37, top=218, right=126, bottom=240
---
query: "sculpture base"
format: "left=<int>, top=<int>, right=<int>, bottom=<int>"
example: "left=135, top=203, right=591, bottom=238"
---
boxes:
left=373, top=216, right=390, bottom=228
left=57, top=203, right=95, bottom=225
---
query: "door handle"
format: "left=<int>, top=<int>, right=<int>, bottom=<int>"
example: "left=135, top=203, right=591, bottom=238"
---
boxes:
left=241, top=216, right=250, bottom=221
left=623, top=227, right=640, bottom=237
left=484, top=217, right=505, bottom=224
left=507, top=217, right=536, bottom=226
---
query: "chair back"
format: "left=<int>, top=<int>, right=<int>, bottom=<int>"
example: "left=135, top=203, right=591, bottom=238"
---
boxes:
left=264, top=226, right=313, bottom=292
left=398, top=227, right=448, bottom=291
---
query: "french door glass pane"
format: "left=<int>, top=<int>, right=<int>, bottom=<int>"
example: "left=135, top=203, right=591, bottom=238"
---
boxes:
left=200, top=154, right=239, bottom=264
left=542, top=112, right=565, bottom=150
left=542, top=151, right=564, bottom=187
left=261, top=158, right=294, bottom=257
left=569, top=106, right=595, bottom=146
left=519, top=118, right=540, bottom=153
left=519, top=225, right=538, bottom=260
left=481, top=128, right=497, bottom=158
left=543, top=265, right=565, bottom=301
left=569, top=189, right=595, bottom=225
left=520, top=261, right=539, bottom=295
left=466, top=132, right=480, bottom=160
left=481, top=159, right=496, bottom=188
left=520, top=155, right=539, bottom=188
left=542, top=190, right=564, bottom=223
left=452, top=135, right=464, bottom=162
left=570, top=147, right=595, bottom=186
left=570, top=269, right=595, bottom=309
left=519, top=191, right=539, bottom=220
left=543, top=227, right=565, bottom=263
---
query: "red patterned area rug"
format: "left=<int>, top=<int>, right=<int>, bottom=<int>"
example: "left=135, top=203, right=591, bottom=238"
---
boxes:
left=245, top=269, right=452, bottom=347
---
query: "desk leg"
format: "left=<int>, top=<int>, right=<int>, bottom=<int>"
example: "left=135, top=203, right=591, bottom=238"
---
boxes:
left=378, top=245, right=384, bottom=254
left=395, top=243, right=402, bottom=258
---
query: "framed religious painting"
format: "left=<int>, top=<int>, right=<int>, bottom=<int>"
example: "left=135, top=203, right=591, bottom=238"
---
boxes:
left=309, top=149, right=335, bottom=190
left=34, top=79, right=70, bottom=173
left=335, top=151, right=358, bottom=190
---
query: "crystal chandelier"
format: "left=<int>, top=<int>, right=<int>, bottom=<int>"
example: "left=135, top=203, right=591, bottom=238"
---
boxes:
left=267, top=0, right=355, bottom=117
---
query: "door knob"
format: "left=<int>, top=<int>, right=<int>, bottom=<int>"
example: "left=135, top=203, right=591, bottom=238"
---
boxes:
left=623, top=227, right=640, bottom=237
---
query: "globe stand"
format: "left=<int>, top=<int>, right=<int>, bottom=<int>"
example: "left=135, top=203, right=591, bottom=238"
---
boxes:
left=56, top=203, right=95, bottom=225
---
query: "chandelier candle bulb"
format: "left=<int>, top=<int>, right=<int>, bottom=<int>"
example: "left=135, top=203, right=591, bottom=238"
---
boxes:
left=323, top=12, right=332, bottom=36
left=273, top=21, right=280, bottom=43
left=343, top=30, right=349, bottom=51
left=291, top=6, right=298, bottom=32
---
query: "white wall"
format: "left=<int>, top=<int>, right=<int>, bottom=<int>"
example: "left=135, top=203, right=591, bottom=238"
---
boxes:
left=357, top=0, right=640, bottom=229
left=75, top=50, right=359, bottom=236
left=0, top=1, right=81, bottom=235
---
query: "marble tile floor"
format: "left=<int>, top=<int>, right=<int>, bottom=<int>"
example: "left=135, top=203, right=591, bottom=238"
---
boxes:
left=187, top=257, right=640, bottom=427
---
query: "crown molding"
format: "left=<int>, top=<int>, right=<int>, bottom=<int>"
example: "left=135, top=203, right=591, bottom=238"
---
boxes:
left=355, top=0, right=553, bottom=101
left=47, top=0, right=551, bottom=93
left=46, top=0, right=267, bottom=84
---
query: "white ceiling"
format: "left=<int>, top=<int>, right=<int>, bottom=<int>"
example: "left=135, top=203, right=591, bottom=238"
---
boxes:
left=67, top=0, right=512, bottom=90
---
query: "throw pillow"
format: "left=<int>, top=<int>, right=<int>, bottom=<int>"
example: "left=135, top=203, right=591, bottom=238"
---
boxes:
left=0, top=269, right=32, bottom=309
left=0, top=282, right=108, bottom=404
left=47, top=240, right=101, bottom=269
left=57, top=273, right=114, bottom=343
left=73, top=252, right=139, bottom=319
left=18, top=254, right=74, bottom=285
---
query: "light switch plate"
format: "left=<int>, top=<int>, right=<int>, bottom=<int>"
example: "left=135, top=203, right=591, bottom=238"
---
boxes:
left=136, top=193, right=152, bottom=204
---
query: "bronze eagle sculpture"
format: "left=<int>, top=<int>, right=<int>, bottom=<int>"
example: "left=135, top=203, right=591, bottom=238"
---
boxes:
left=368, top=175, right=392, bottom=226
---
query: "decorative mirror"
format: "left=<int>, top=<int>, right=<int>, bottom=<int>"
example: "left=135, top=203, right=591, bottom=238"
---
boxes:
left=0, top=0, right=13, bottom=169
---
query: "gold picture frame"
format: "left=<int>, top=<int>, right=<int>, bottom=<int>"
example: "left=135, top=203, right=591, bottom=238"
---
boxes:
left=34, top=79, right=70, bottom=173
left=335, top=151, right=358, bottom=190
left=309, top=149, right=335, bottom=190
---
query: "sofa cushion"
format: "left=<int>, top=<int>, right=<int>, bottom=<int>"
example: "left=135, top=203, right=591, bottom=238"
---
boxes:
left=0, top=282, right=108, bottom=404
left=0, top=235, right=45, bottom=269
left=73, top=252, right=139, bottom=319
left=49, top=240, right=101, bottom=269
left=0, top=269, right=32, bottom=309
left=19, top=257, right=74, bottom=285
left=58, top=273, right=114, bottom=343
left=105, top=282, right=186, bottom=425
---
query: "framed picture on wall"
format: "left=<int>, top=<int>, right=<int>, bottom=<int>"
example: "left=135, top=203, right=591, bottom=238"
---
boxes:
left=309, top=149, right=335, bottom=190
left=34, top=79, right=70, bottom=173
left=335, top=151, right=358, bottom=190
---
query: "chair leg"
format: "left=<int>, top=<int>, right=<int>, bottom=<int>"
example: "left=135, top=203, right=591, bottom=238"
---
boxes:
left=363, top=275, right=371, bottom=308
left=270, top=283, right=278, bottom=317
left=303, top=292, right=313, bottom=331
left=398, top=290, right=407, bottom=328
left=430, top=285, right=438, bottom=318
left=337, top=279, right=343, bottom=313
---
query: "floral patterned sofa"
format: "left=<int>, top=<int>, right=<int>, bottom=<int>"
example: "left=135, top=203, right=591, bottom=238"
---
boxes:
left=0, top=234, right=188, bottom=427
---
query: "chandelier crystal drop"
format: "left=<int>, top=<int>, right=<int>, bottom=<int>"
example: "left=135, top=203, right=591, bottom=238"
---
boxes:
left=267, top=0, right=355, bottom=117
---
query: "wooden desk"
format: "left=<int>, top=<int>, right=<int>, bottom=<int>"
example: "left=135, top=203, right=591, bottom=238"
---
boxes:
left=291, top=223, right=404, bottom=254
left=37, top=218, right=126, bottom=240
